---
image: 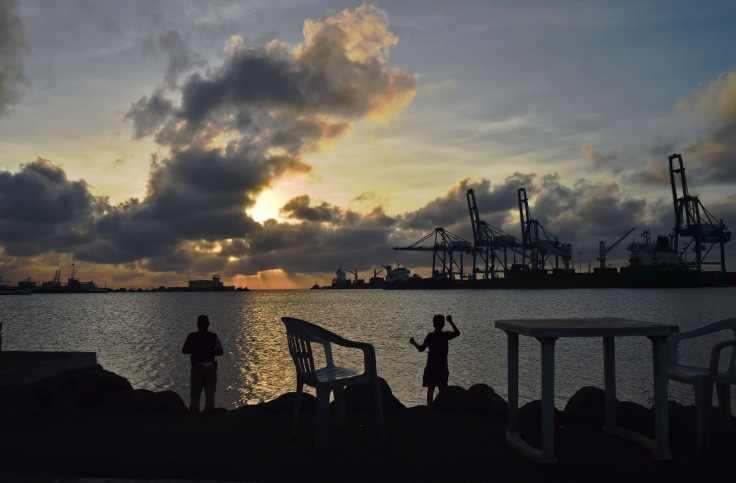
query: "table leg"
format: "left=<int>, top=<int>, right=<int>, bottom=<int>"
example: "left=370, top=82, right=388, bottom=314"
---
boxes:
left=539, top=337, right=557, bottom=462
left=651, top=335, right=672, bottom=460
left=603, top=336, right=617, bottom=431
left=602, top=335, right=673, bottom=460
left=503, top=332, right=557, bottom=463
left=507, top=332, right=519, bottom=434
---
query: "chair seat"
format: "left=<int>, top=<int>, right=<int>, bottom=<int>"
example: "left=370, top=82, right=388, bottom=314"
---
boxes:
left=668, top=364, right=709, bottom=383
left=315, top=365, right=361, bottom=384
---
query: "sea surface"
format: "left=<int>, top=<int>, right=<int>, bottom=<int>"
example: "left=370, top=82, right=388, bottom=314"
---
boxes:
left=2, top=288, right=735, bottom=410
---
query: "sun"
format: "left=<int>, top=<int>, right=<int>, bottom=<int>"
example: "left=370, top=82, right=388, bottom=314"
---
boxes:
left=249, top=189, right=283, bottom=223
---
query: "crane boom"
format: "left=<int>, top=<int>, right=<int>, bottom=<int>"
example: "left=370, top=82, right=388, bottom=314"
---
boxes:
left=598, top=227, right=636, bottom=269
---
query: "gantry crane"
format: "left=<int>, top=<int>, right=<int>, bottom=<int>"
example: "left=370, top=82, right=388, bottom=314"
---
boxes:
left=517, top=188, right=572, bottom=271
left=669, top=154, right=731, bottom=273
left=597, top=227, right=636, bottom=269
left=466, top=189, right=523, bottom=280
left=393, top=227, right=473, bottom=280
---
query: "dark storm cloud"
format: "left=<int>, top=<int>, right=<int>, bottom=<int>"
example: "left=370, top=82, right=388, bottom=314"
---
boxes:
left=280, top=195, right=339, bottom=222
left=523, top=174, right=648, bottom=247
left=125, top=89, right=174, bottom=139
left=0, top=159, right=105, bottom=256
left=401, top=174, right=535, bottom=236
left=178, top=48, right=300, bottom=125
left=0, top=0, right=27, bottom=114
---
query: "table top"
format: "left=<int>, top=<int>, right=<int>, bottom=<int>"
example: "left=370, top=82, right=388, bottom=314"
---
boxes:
left=494, top=317, right=678, bottom=338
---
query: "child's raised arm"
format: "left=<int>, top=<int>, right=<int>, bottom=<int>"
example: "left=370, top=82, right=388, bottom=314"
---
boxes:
left=446, top=315, right=460, bottom=336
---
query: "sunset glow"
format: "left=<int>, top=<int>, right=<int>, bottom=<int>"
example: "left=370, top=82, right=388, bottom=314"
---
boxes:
left=1, top=1, right=735, bottom=290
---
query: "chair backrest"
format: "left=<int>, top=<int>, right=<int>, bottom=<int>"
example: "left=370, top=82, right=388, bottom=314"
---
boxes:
left=670, top=317, right=736, bottom=371
left=282, top=317, right=335, bottom=385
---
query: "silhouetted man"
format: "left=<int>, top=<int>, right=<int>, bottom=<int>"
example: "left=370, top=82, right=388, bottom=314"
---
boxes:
left=182, top=314, right=223, bottom=413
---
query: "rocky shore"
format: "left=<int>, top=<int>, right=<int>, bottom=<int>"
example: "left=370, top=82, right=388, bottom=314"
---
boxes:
left=0, top=364, right=733, bottom=482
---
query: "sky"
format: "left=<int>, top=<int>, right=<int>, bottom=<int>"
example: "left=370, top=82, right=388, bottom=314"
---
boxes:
left=1, top=0, right=736, bottom=290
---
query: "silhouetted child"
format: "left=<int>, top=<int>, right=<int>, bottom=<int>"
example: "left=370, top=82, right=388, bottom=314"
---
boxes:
left=410, top=314, right=460, bottom=405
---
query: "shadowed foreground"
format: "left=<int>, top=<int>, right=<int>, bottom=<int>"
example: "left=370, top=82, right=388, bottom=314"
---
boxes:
left=0, top=365, right=733, bottom=482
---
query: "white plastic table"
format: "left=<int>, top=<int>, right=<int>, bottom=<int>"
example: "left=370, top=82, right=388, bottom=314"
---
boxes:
left=494, top=317, right=678, bottom=463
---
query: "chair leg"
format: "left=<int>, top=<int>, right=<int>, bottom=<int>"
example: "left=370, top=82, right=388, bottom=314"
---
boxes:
left=374, top=377, right=386, bottom=440
left=693, top=379, right=713, bottom=451
left=334, top=386, right=347, bottom=427
left=715, top=382, right=733, bottom=432
left=291, top=381, right=304, bottom=438
left=315, top=387, right=330, bottom=448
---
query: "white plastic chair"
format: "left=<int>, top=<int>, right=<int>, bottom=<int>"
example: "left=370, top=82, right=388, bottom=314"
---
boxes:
left=281, top=317, right=386, bottom=447
left=668, top=317, right=736, bottom=450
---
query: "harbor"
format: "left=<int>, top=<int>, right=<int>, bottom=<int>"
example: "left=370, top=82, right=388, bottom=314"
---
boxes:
left=319, top=154, right=734, bottom=290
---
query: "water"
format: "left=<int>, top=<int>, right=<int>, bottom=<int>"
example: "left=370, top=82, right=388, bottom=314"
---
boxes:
left=2, top=288, right=735, bottom=410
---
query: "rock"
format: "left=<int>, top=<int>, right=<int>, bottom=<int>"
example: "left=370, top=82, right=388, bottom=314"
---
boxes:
left=432, top=385, right=471, bottom=411
left=564, top=386, right=654, bottom=431
left=69, top=365, right=134, bottom=407
left=564, top=385, right=605, bottom=424
left=262, top=391, right=316, bottom=413
left=119, top=389, right=188, bottom=415
left=343, top=377, right=406, bottom=414
left=518, top=399, right=565, bottom=427
left=0, top=364, right=133, bottom=413
left=467, top=383, right=508, bottom=416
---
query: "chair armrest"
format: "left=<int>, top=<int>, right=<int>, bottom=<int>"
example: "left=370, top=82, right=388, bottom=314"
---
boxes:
left=709, top=340, right=736, bottom=375
left=326, top=335, right=376, bottom=376
left=314, top=336, right=377, bottom=375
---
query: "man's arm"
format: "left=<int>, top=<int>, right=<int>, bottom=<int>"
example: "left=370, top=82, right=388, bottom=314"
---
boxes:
left=215, top=335, right=224, bottom=356
left=182, top=334, right=191, bottom=354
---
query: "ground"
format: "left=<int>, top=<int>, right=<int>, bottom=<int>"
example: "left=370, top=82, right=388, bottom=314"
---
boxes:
left=0, top=366, right=733, bottom=482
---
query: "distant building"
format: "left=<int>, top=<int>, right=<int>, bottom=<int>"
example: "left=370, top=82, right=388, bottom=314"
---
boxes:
left=188, top=275, right=235, bottom=291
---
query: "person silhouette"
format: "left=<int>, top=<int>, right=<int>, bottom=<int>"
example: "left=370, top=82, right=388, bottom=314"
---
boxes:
left=410, top=314, right=460, bottom=405
left=182, top=314, right=223, bottom=413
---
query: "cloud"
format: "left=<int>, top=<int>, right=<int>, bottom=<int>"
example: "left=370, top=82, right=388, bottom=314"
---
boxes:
left=1, top=5, right=416, bottom=284
left=125, top=89, right=175, bottom=139
left=581, top=140, right=622, bottom=172
left=226, top=199, right=398, bottom=276
left=676, top=69, right=736, bottom=182
left=114, top=3, right=415, bottom=274
left=280, top=194, right=339, bottom=222
left=0, top=0, right=28, bottom=115
left=0, top=158, right=107, bottom=256
left=400, top=174, right=535, bottom=236
left=530, top=175, right=647, bottom=240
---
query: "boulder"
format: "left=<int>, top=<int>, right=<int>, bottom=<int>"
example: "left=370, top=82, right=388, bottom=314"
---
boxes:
left=119, top=389, right=189, bottom=415
left=0, top=364, right=133, bottom=413
left=262, top=391, right=316, bottom=413
left=432, top=385, right=471, bottom=411
left=467, top=383, right=508, bottom=416
left=564, top=386, right=653, bottom=431
left=518, top=399, right=565, bottom=427
left=564, top=386, right=605, bottom=424
left=343, top=377, right=406, bottom=414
